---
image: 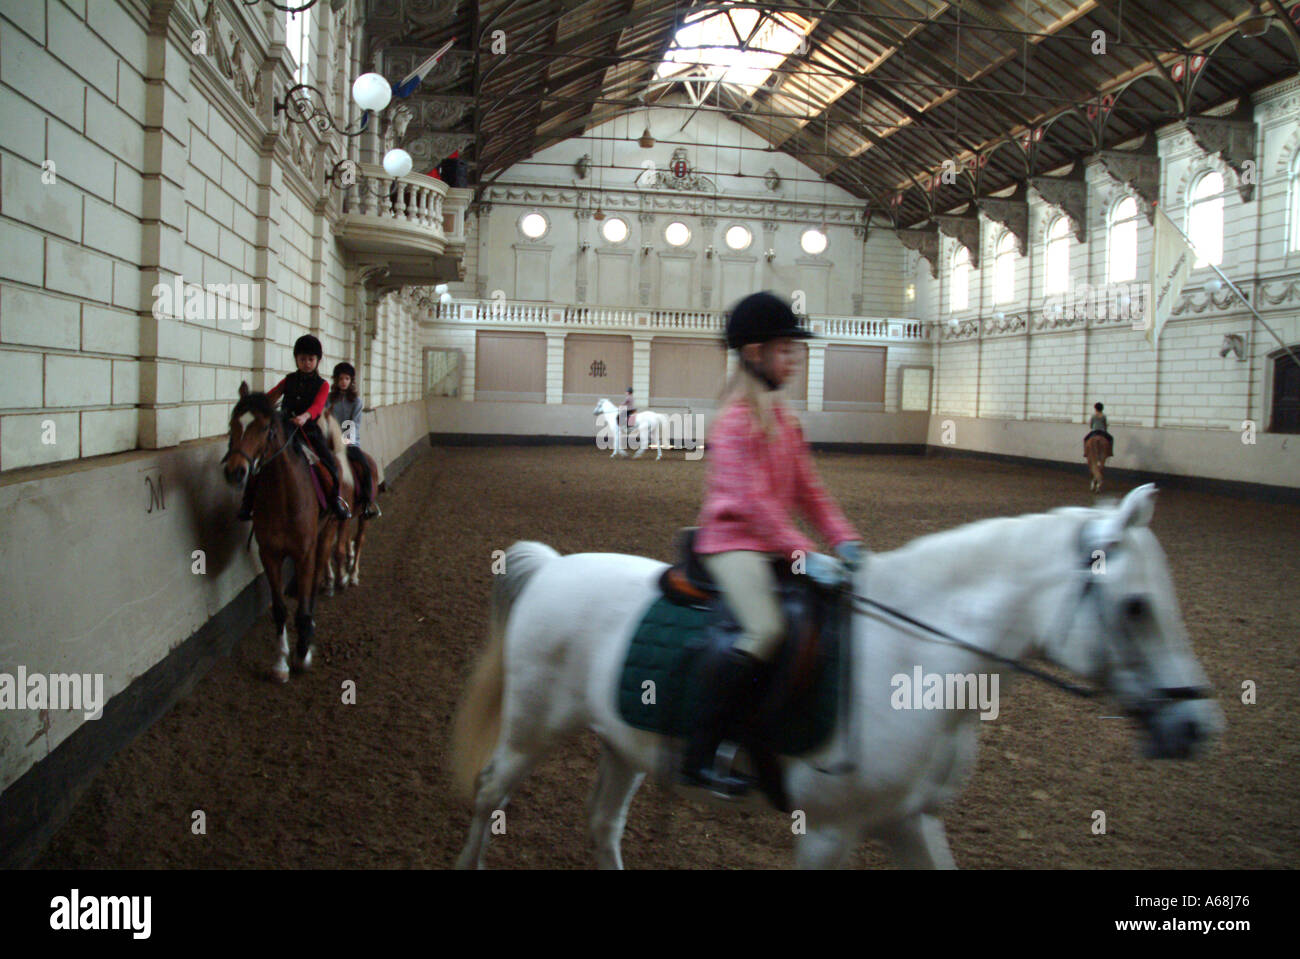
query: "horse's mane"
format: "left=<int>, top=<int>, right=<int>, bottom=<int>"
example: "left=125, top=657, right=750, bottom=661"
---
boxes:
left=881, top=505, right=1100, bottom=574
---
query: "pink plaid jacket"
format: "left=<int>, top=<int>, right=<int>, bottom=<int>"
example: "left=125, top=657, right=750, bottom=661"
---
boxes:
left=695, top=399, right=860, bottom=561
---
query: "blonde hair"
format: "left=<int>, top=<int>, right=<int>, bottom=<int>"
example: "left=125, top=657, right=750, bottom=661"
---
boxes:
left=715, top=357, right=787, bottom=438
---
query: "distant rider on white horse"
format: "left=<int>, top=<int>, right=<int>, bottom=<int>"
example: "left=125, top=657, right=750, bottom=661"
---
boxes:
left=685, top=291, right=865, bottom=795
left=619, top=387, right=636, bottom=435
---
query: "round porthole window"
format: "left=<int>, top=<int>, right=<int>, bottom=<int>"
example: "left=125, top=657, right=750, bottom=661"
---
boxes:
left=800, top=228, right=828, bottom=255
left=664, top=221, right=691, bottom=247
left=725, top=225, right=752, bottom=251
left=601, top=216, right=629, bottom=243
left=520, top=211, right=548, bottom=239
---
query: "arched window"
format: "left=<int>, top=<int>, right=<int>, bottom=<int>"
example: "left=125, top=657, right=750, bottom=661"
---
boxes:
left=1108, top=197, right=1139, bottom=284
left=1288, top=154, right=1300, bottom=252
left=285, top=8, right=312, bottom=87
left=1187, top=171, right=1226, bottom=268
left=950, top=246, right=971, bottom=312
left=1044, top=215, right=1071, bottom=294
left=993, top=231, right=1017, bottom=304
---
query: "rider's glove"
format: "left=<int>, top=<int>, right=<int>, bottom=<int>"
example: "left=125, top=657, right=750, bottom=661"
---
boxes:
left=834, top=540, right=864, bottom=572
left=804, top=552, right=847, bottom=587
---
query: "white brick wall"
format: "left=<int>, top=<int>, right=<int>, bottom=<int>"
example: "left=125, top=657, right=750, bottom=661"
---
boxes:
left=919, top=80, right=1300, bottom=439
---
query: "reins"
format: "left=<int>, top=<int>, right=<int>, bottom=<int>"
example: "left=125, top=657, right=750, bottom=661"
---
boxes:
left=223, top=413, right=300, bottom=477
left=847, top=589, right=1099, bottom=700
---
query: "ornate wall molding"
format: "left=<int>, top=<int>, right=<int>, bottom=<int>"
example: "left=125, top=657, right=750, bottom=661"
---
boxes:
left=198, top=0, right=261, bottom=113
left=939, top=318, right=980, bottom=341
left=483, top=185, right=863, bottom=226
left=1256, top=276, right=1300, bottom=306
left=982, top=312, right=1027, bottom=336
left=934, top=213, right=981, bottom=269
left=367, top=4, right=465, bottom=59
left=1185, top=107, right=1256, bottom=202
left=1171, top=288, right=1245, bottom=316
left=1030, top=171, right=1087, bottom=243
left=976, top=189, right=1029, bottom=256
left=897, top=227, right=940, bottom=279
left=1095, top=139, right=1160, bottom=223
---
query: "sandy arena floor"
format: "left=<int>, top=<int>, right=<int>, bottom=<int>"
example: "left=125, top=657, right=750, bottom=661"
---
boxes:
left=33, top=445, right=1300, bottom=868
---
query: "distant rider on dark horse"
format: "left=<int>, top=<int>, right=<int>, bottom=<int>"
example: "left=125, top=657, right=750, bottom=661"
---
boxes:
left=237, top=334, right=351, bottom=521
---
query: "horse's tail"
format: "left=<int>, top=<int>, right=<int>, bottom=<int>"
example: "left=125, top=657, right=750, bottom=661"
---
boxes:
left=450, top=541, right=561, bottom=801
left=321, top=412, right=355, bottom=494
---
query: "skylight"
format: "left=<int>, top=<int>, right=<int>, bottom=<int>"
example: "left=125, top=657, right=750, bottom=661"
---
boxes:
left=654, top=4, right=809, bottom=94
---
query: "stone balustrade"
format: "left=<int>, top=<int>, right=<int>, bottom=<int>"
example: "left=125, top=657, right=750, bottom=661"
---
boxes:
left=429, top=299, right=931, bottom=341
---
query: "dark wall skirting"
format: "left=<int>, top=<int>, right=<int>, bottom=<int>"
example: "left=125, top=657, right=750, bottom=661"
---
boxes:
left=426, top=433, right=1298, bottom=503
left=809, top=442, right=928, bottom=455
left=0, top=438, right=432, bottom=869
left=429, top=433, right=592, bottom=447
left=0, top=574, right=269, bottom=869
left=924, top=446, right=1300, bottom=504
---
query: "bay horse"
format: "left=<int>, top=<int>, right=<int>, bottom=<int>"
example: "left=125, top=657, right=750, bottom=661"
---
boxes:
left=1085, top=432, right=1112, bottom=492
left=450, top=484, right=1221, bottom=869
left=324, top=447, right=385, bottom=596
left=222, top=383, right=355, bottom=682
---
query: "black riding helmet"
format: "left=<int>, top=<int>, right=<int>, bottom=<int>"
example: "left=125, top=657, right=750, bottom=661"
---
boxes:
left=334, top=362, right=356, bottom=379
left=293, top=334, right=323, bottom=359
left=725, top=292, right=813, bottom=350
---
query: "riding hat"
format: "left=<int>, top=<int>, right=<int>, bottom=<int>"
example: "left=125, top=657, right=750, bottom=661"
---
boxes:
left=725, top=292, right=813, bottom=350
left=334, top=361, right=356, bottom=379
left=293, top=334, right=323, bottom=359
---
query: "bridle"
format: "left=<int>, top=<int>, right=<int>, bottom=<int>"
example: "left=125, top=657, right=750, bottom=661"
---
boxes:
left=846, top=520, right=1213, bottom=711
left=221, top=410, right=299, bottom=480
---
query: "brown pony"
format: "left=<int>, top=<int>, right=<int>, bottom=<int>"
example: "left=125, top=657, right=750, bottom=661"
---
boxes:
left=222, top=383, right=355, bottom=682
left=1085, top=432, right=1111, bottom=493
left=323, top=447, right=384, bottom=596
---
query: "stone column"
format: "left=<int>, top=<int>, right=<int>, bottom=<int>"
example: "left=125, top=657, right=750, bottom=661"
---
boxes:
left=632, top=334, right=652, bottom=406
left=138, top=2, right=196, bottom=449
left=575, top=209, right=591, bottom=303
left=700, top=216, right=717, bottom=310
left=545, top=331, right=566, bottom=404
left=475, top=202, right=491, bottom=299
left=806, top=341, right=826, bottom=412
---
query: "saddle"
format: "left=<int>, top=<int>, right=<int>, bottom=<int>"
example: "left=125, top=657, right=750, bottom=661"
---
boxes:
left=289, top=422, right=344, bottom=512
left=618, top=529, right=845, bottom=810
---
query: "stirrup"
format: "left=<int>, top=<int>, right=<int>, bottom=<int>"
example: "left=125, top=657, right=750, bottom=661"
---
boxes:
left=682, top=742, right=752, bottom=797
left=363, top=501, right=381, bottom=519
left=334, top=498, right=352, bottom=519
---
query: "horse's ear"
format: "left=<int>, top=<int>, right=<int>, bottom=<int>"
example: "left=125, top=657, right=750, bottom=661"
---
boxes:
left=1115, top=483, right=1157, bottom=529
left=238, top=380, right=249, bottom=398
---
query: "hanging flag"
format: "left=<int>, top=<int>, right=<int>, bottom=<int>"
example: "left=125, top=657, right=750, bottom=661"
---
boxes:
left=1146, top=203, right=1195, bottom=348
left=392, top=39, right=455, bottom=99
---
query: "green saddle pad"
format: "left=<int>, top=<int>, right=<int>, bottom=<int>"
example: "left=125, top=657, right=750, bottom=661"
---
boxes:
left=616, top=596, right=840, bottom=756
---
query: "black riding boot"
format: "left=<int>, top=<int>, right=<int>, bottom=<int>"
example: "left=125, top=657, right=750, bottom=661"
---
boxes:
left=237, top=475, right=257, bottom=520
left=321, top=457, right=352, bottom=520
left=681, top=647, right=764, bottom=796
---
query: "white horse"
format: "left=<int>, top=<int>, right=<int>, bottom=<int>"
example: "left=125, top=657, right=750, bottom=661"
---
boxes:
left=450, top=484, right=1222, bottom=869
left=592, top=398, right=671, bottom=459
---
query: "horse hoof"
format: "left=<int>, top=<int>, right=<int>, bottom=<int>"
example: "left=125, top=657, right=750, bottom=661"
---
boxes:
left=270, top=659, right=290, bottom=683
left=291, top=646, right=315, bottom=673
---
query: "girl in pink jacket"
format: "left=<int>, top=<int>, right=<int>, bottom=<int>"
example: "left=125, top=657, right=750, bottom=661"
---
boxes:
left=683, top=291, right=864, bottom=795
